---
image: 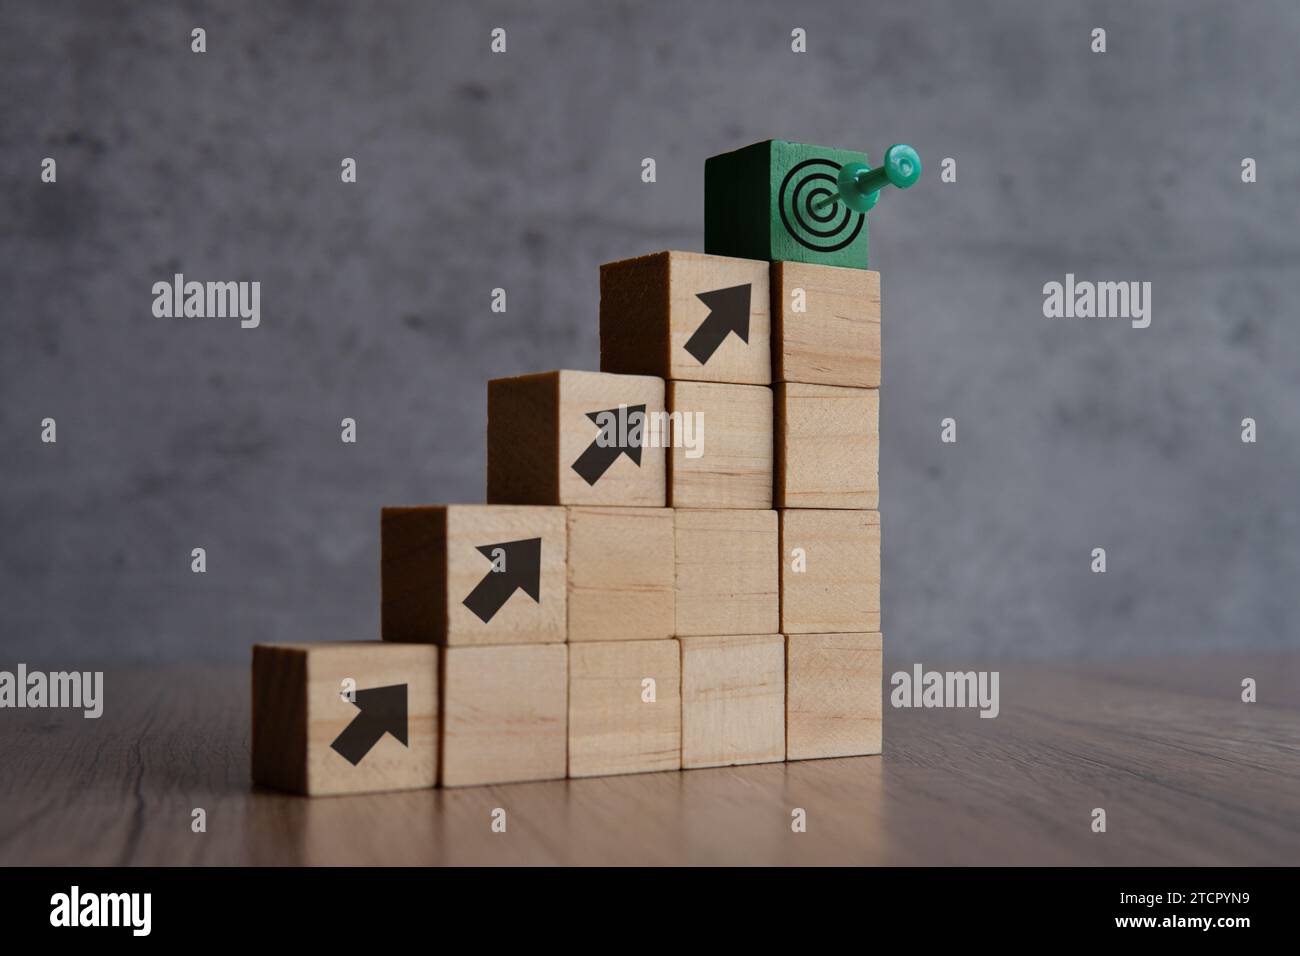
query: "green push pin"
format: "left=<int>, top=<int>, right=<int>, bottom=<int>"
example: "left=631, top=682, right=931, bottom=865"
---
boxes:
left=814, top=144, right=922, bottom=213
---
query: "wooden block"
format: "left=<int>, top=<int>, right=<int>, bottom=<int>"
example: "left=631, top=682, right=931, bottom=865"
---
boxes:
left=568, top=639, right=681, bottom=777
left=440, top=643, right=567, bottom=787
left=775, top=382, right=878, bottom=509
left=679, top=634, right=785, bottom=768
left=251, top=642, right=438, bottom=796
left=487, top=369, right=666, bottom=507
left=674, top=509, right=779, bottom=637
left=779, top=510, right=880, bottom=633
left=786, top=632, right=882, bottom=760
left=667, top=381, right=773, bottom=509
left=567, top=507, right=674, bottom=643
left=772, top=261, right=880, bottom=387
left=705, top=140, right=872, bottom=270
left=599, top=250, right=771, bottom=385
left=381, top=505, right=566, bottom=646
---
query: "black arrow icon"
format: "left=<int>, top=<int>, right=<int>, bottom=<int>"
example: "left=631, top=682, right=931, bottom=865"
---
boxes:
left=683, top=283, right=751, bottom=365
left=330, top=684, right=408, bottom=766
left=570, top=405, right=645, bottom=486
left=461, top=537, right=542, bottom=623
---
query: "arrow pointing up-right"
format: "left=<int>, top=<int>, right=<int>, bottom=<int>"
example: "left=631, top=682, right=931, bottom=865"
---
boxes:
left=570, top=406, right=646, bottom=486
left=330, top=684, right=409, bottom=767
left=461, top=537, right=543, bottom=623
left=683, top=283, right=752, bottom=365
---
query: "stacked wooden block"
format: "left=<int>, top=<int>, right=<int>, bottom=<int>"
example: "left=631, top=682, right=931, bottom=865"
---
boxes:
left=252, top=140, right=884, bottom=795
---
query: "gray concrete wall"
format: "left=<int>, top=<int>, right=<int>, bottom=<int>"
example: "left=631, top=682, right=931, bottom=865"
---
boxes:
left=2, top=0, right=1298, bottom=662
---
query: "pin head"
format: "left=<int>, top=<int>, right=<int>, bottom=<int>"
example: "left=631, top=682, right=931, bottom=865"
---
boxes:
left=833, top=144, right=922, bottom=212
left=881, top=143, right=922, bottom=189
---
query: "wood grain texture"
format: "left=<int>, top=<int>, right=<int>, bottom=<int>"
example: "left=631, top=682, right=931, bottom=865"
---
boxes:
left=251, top=642, right=438, bottom=796
left=485, top=371, right=559, bottom=505
left=3, top=657, right=1295, bottom=865
left=786, top=632, right=882, bottom=760
left=679, top=634, right=785, bottom=769
left=772, top=261, right=880, bottom=387
left=779, top=510, right=880, bottom=634
left=600, top=250, right=771, bottom=385
left=568, top=639, right=681, bottom=778
left=250, top=645, right=307, bottom=794
left=488, top=370, right=666, bottom=507
left=381, top=505, right=567, bottom=646
left=673, top=509, right=779, bottom=637
left=566, top=506, right=674, bottom=643
left=440, top=643, right=567, bottom=788
left=667, top=381, right=773, bottom=509
left=775, top=382, right=878, bottom=509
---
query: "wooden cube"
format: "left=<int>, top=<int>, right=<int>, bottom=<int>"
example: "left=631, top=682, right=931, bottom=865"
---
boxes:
left=251, top=642, right=438, bottom=796
left=488, top=370, right=666, bottom=507
left=599, top=250, right=770, bottom=385
left=775, top=382, right=878, bottom=509
left=705, top=140, right=872, bottom=270
left=772, top=262, right=880, bottom=387
left=568, top=639, right=681, bottom=777
left=440, top=643, right=567, bottom=787
left=667, top=381, right=773, bottom=509
left=674, top=509, right=779, bottom=637
left=779, top=510, right=880, bottom=633
left=679, top=634, right=785, bottom=768
left=381, top=505, right=566, bottom=646
left=567, top=507, right=674, bottom=643
left=786, top=632, right=882, bottom=760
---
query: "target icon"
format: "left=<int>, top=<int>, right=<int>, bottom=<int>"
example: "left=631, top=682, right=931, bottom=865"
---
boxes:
left=777, top=158, right=866, bottom=253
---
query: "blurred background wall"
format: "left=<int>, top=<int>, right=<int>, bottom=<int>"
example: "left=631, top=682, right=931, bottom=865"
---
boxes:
left=2, top=0, right=1298, bottom=662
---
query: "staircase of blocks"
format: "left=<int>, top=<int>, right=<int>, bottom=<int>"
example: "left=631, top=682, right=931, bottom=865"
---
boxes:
left=251, top=139, right=920, bottom=795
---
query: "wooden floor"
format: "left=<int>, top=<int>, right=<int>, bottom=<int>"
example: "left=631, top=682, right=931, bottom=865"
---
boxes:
left=0, top=656, right=1296, bottom=866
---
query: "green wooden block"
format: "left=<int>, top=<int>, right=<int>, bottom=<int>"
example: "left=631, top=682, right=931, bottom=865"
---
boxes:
left=705, top=140, right=872, bottom=270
